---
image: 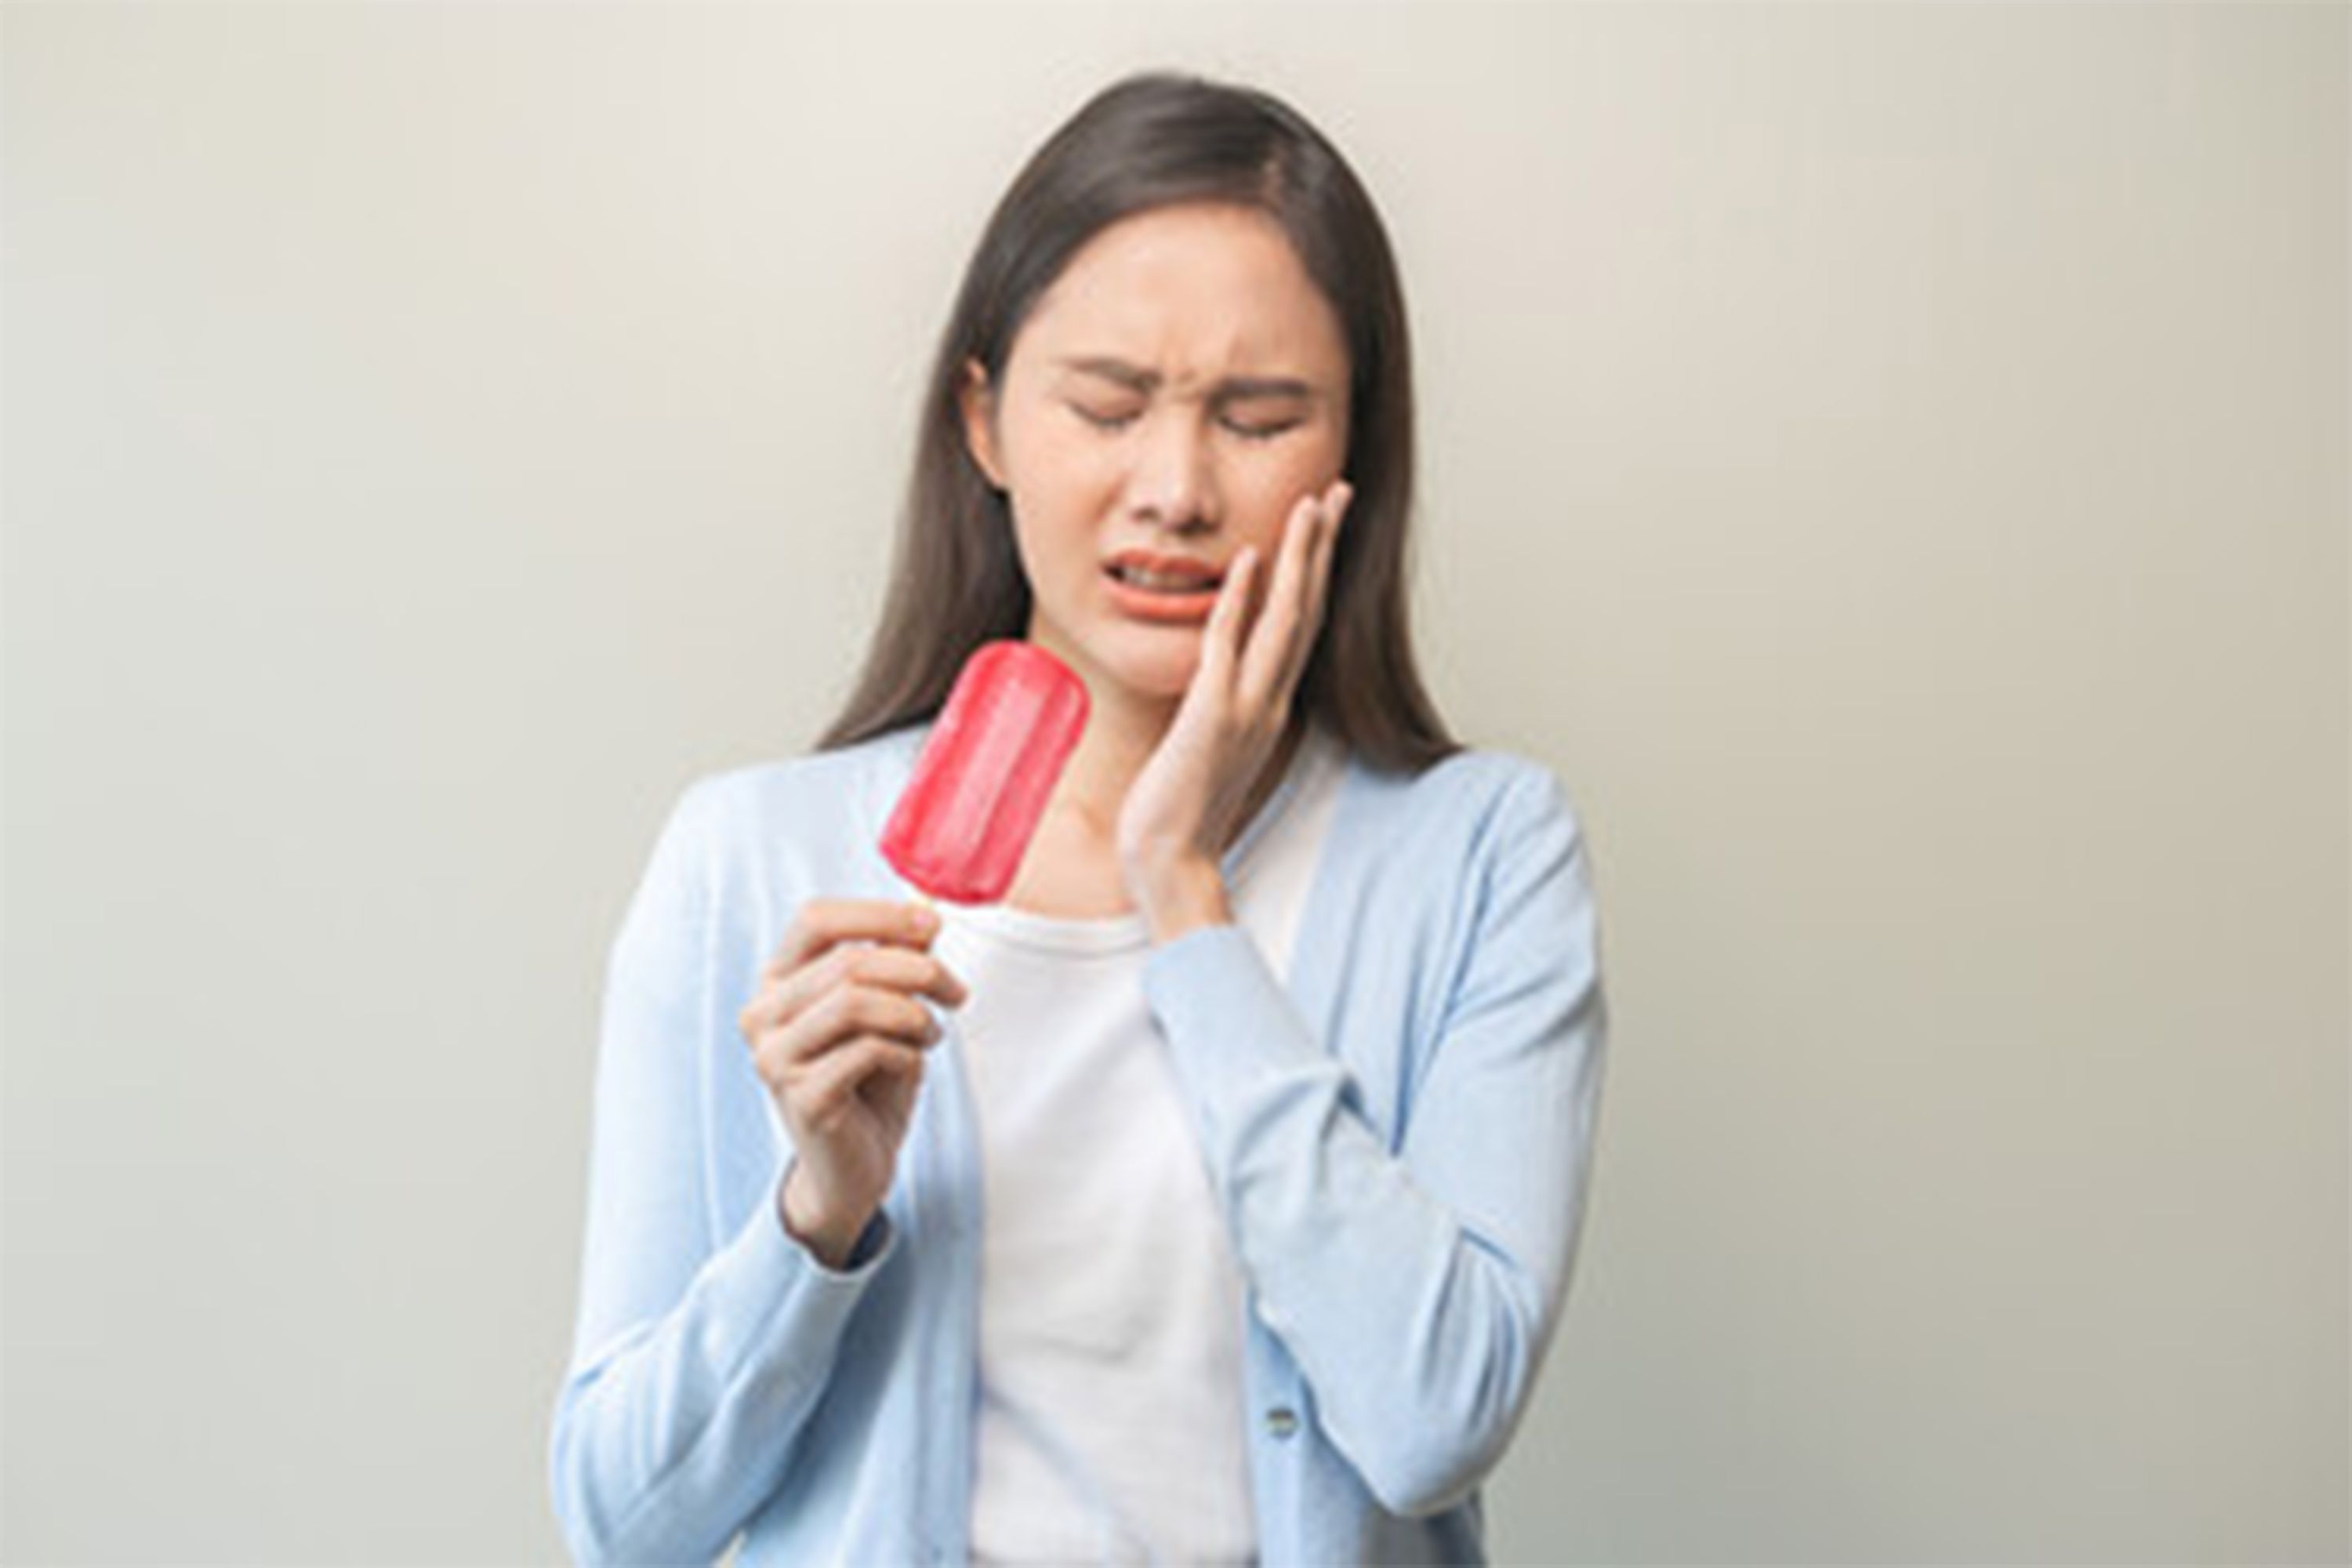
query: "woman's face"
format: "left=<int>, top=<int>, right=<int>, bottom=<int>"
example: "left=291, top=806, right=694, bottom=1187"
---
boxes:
left=959, top=201, right=1352, bottom=707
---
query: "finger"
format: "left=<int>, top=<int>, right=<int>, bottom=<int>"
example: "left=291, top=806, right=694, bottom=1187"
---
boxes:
left=764, top=898, right=939, bottom=982
left=742, top=942, right=968, bottom=1040
left=757, top=980, right=942, bottom=1078
left=1196, top=543, right=1258, bottom=692
left=1284, top=483, right=1349, bottom=694
left=864, top=1047, right=926, bottom=1131
left=1311, top=483, right=1352, bottom=622
left=1238, top=492, right=1323, bottom=713
left=791, top=1035, right=926, bottom=1128
left=857, top=1039, right=927, bottom=1134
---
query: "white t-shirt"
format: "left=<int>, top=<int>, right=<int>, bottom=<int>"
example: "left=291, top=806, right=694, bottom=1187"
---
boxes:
left=937, top=725, right=1348, bottom=1567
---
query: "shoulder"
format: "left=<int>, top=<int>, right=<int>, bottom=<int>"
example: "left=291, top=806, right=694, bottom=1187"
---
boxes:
left=651, top=723, right=925, bottom=880
left=695, top=724, right=916, bottom=820
left=1318, top=742, right=1599, bottom=951
left=1356, top=742, right=1591, bottom=866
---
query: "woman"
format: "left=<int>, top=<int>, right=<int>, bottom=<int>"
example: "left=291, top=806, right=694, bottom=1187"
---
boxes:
left=550, top=70, right=1609, bottom=1567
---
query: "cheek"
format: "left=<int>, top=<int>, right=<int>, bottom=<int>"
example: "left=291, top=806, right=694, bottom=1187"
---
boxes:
left=1011, top=421, right=1121, bottom=509
left=1002, top=437, right=1109, bottom=575
left=1009, top=500, right=1113, bottom=605
left=1241, top=451, right=1344, bottom=547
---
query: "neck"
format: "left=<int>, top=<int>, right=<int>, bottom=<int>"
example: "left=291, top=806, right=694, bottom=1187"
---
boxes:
left=1044, top=666, right=1307, bottom=857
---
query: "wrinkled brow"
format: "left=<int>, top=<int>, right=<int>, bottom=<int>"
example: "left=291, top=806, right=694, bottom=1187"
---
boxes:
left=1054, top=354, right=1317, bottom=401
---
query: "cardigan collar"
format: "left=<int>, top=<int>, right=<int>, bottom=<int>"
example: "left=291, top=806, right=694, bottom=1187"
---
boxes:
left=855, top=715, right=1366, bottom=907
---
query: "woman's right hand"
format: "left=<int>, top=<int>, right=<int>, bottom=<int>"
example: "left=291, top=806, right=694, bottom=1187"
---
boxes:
left=737, top=898, right=969, bottom=1268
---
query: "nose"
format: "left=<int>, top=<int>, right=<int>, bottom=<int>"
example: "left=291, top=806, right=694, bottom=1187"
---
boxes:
left=1124, top=410, right=1218, bottom=535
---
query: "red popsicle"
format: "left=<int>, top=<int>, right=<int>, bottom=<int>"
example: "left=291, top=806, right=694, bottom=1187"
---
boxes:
left=880, top=640, right=1090, bottom=906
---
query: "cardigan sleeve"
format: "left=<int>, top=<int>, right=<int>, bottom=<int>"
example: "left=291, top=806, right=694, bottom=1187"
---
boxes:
left=1139, top=760, right=1610, bottom=1519
left=548, top=779, right=896, bottom=1566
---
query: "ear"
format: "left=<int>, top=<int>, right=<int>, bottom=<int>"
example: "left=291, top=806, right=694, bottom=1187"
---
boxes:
left=958, top=358, right=1006, bottom=491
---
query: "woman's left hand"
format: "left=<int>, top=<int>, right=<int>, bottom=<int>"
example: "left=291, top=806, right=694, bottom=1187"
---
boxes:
left=1116, top=477, right=1353, bottom=934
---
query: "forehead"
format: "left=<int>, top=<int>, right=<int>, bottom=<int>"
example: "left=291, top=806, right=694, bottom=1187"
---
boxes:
left=1013, top=203, right=1347, bottom=388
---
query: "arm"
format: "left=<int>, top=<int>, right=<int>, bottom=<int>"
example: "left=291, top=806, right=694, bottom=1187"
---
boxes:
left=1138, top=764, right=1610, bottom=1518
left=547, top=780, right=895, bottom=1565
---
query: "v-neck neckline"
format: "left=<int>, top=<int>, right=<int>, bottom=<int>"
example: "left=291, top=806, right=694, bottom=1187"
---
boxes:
left=864, top=718, right=1364, bottom=934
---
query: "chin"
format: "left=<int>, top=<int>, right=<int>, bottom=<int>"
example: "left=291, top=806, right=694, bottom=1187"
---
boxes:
left=1098, top=629, right=1203, bottom=700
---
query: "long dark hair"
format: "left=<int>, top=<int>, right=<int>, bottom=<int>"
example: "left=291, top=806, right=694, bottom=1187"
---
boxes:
left=814, top=69, right=1461, bottom=777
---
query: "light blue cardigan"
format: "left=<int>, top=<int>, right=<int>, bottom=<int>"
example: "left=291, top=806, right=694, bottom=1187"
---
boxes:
left=550, top=721, right=1610, bottom=1566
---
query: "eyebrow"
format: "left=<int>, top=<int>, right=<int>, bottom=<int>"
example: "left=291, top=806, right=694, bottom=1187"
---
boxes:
left=1054, top=354, right=1317, bottom=401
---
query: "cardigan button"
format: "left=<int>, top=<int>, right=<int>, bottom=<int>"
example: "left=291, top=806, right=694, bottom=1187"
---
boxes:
left=1265, top=1405, right=1300, bottom=1439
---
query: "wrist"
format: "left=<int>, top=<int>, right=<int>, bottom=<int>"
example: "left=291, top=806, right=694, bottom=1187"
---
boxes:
left=779, top=1165, right=863, bottom=1270
left=1132, top=855, right=1233, bottom=943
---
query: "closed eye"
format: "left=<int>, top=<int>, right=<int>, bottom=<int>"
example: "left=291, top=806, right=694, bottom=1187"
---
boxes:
left=1069, top=405, right=1300, bottom=441
left=1229, top=420, right=1301, bottom=441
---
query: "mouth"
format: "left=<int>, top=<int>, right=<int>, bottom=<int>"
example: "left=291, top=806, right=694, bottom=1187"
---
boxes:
left=1102, top=562, right=1222, bottom=622
left=1105, top=561, right=1223, bottom=591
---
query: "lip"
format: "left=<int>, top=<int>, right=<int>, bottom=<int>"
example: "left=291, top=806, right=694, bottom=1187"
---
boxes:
left=1103, top=550, right=1226, bottom=586
left=1102, top=564, right=1220, bottom=622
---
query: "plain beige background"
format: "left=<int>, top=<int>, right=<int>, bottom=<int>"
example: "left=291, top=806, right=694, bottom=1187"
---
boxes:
left=5, top=2, right=2345, bottom=1563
